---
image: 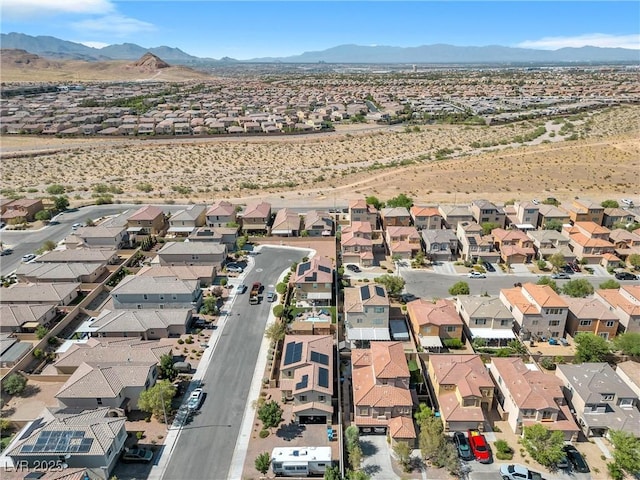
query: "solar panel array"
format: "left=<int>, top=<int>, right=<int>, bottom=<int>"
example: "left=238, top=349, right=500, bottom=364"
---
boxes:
left=283, top=341, right=303, bottom=365
left=295, top=374, right=309, bottom=390
left=360, top=285, right=370, bottom=300
left=21, top=430, right=93, bottom=454
left=375, top=286, right=386, bottom=298
left=310, top=351, right=329, bottom=365
left=298, top=262, right=311, bottom=275
left=318, top=368, right=329, bottom=388
left=318, top=265, right=331, bottom=273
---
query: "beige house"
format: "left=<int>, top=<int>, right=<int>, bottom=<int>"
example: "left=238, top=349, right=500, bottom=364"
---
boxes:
left=290, top=256, right=334, bottom=306
left=489, top=357, right=579, bottom=440
left=15, top=262, right=106, bottom=284
left=526, top=230, right=575, bottom=262
left=240, top=201, right=271, bottom=233
left=167, top=204, right=207, bottom=236
left=349, top=199, right=378, bottom=230
left=0, top=282, right=80, bottom=306
left=385, top=226, right=421, bottom=260
left=351, top=342, right=415, bottom=445
left=616, top=361, right=640, bottom=399
left=137, top=264, right=216, bottom=287
left=513, top=201, right=540, bottom=228
left=0, top=304, right=57, bottom=333
left=565, top=297, right=619, bottom=340
left=341, top=221, right=374, bottom=266
left=471, top=199, right=505, bottom=228
left=406, top=298, right=464, bottom=350
left=537, top=204, right=571, bottom=229
left=303, top=210, right=334, bottom=237
left=127, top=205, right=167, bottom=237
left=156, top=241, right=226, bottom=269
left=410, top=205, right=442, bottom=230
left=456, top=222, right=499, bottom=263
left=380, top=207, right=411, bottom=229
left=439, top=205, right=473, bottom=230
left=428, top=355, right=494, bottom=432
left=603, top=208, right=635, bottom=229
left=456, top=296, right=516, bottom=347
left=563, top=222, right=614, bottom=263
left=206, top=200, right=237, bottom=227
left=0, top=198, right=43, bottom=223
left=73, top=225, right=128, bottom=249
left=492, top=228, right=535, bottom=264
left=594, top=285, right=640, bottom=333
left=36, top=248, right=119, bottom=265
left=279, top=335, right=333, bottom=424
left=344, top=284, right=390, bottom=346
left=564, top=198, right=604, bottom=225
left=82, top=308, right=191, bottom=340
left=271, top=208, right=301, bottom=236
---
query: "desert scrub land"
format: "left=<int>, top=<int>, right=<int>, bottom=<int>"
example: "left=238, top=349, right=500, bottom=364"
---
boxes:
left=0, top=105, right=638, bottom=206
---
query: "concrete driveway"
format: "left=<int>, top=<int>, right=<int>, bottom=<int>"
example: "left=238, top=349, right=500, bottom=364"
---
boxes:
left=360, top=435, right=397, bottom=480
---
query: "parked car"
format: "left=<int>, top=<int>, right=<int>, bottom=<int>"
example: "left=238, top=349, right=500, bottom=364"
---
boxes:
left=551, top=272, right=570, bottom=279
left=266, top=291, right=276, bottom=302
left=346, top=264, right=361, bottom=273
left=500, top=464, right=544, bottom=480
left=237, top=284, right=248, bottom=294
left=468, top=429, right=491, bottom=463
left=400, top=293, right=418, bottom=303
left=71, top=222, right=83, bottom=230
left=453, top=431, right=474, bottom=461
left=569, top=263, right=581, bottom=273
left=556, top=454, right=569, bottom=469
left=0, top=248, right=13, bottom=256
left=187, top=388, right=204, bottom=411
left=563, top=445, right=590, bottom=473
left=468, top=271, right=486, bottom=279
left=226, top=263, right=244, bottom=273
left=483, top=262, right=496, bottom=272
left=621, top=198, right=634, bottom=207
left=21, top=253, right=36, bottom=263
left=121, top=448, right=154, bottom=463
left=615, top=272, right=638, bottom=281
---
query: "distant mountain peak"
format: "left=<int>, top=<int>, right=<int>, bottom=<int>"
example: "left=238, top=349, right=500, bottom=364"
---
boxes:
left=131, top=52, right=170, bottom=69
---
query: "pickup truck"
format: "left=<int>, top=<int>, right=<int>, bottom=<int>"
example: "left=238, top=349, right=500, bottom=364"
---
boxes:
left=249, top=282, right=262, bottom=304
left=468, top=429, right=491, bottom=463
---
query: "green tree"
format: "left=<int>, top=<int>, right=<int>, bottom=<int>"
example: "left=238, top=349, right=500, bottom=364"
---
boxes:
left=53, top=195, right=70, bottom=212
left=393, top=441, right=412, bottom=472
left=3, top=374, right=27, bottom=396
left=35, top=209, right=52, bottom=221
left=613, top=332, right=640, bottom=356
left=345, top=425, right=360, bottom=451
left=35, top=325, right=48, bottom=339
left=548, top=253, right=566, bottom=272
left=236, top=235, right=248, bottom=251
left=158, top=354, right=176, bottom=380
left=608, top=430, right=640, bottom=478
left=418, top=414, right=444, bottom=461
left=265, top=321, right=288, bottom=343
left=481, top=222, right=500, bottom=235
left=200, top=296, right=219, bottom=315
left=346, top=470, right=369, bottom=480
left=42, top=240, right=56, bottom=252
left=601, top=199, right=619, bottom=208
left=537, top=276, right=559, bottom=293
left=257, top=400, right=283, bottom=430
left=348, top=444, right=363, bottom=471
left=575, top=332, right=611, bottom=363
left=599, top=279, right=620, bottom=290
left=507, top=339, right=527, bottom=355
left=628, top=253, right=640, bottom=269
left=448, top=281, right=470, bottom=296
left=365, top=195, right=384, bottom=210
left=412, top=250, right=425, bottom=267
left=0, top=418, right=12, bottom=433
left=46, top=184, right=65, bottom=195
left=562, top=278, right=594, bottom=298
left=276, top=282, right=288, bottom=294
left=385, top=193, right=413, bottom=209
left=254, top=452, right=271, bottom=475
left=272, top=304, right=284, bottom=318
left=137, top=380, right=176, bottom=421
left=414, top=403, right=433, bottom=424
left=543, top=219, right=563, bottom=232
left=373, top=274, right=405, bottom=297
left=324, top=466, right=343, bottom=480
left=521, top=424, right=565, bottom=467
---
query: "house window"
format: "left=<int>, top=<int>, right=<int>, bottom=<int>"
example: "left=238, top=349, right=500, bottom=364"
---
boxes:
left=500, top=319, right=511, bottom=327
left=143, top=294, right=148, bottom=300
left=549, top=320, right=560, bottom=326
left=313, top=283, right=318, bottom=289
left=522, top=409, right=535, bottom=418
left=619, top=398, right=633, bottom=407
left=359, top=407, right=369, bottom=416
left=605, top=321, right=615, bottom=328
left=599, top=332, right=609, bottom=340
left=531, top=320, right=539, bottom=325
left=374, top=307, right=385, bottom=313
left=542, top=410, right=553, bottom=421
left=97, top=398, right=103, bottom=405
left=299, top=395, right=307, bottom=402
left=356, top=318, right=363, bottom=324
left=446, top=326, right=457, bottom=332
left=602, top=394, right=614, bottom=401
left=475, top=319, right=487, bottom=326
left=579, top=320, right=592, bottom=326
left=319, top=395, right=326, bottom=402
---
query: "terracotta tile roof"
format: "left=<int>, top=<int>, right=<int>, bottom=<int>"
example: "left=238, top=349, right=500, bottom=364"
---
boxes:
left=386, top=226, right=420, bottom=240
left=343, top=221, right=372, bottom=234
left=206, top=200, right=235, bottom=216
left=564, top=297, right=618, bottom=322
left=242, top=201, right=271, bottom=219
left=492, top=228, right=530, bottom=242
left=429, top=355, right=494, bottom=398
left=522, top=283, right=568, bottom=308
left=501, top=245, right=536, bottom=257
left=410, top=206, right=441, bottom=217
left=344, top=284, right=388, bottom=312
left=574, top=221, right=610, bottom=235
left=388, top=416, right=416, bottom=439
left=292, top=256, right=334, bottom=284
left=128, top=205, right=164, bottom=221
left=439, top=392, right=485, bottom=422
left=569, top=232, right=614, bottom=248
left=596, top=286, right=640, bottom=316
left=407, top=299, right=462, bottom=327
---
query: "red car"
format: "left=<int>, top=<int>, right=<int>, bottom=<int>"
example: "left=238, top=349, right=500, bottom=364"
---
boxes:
left=467, top=429, right=491, bottom=463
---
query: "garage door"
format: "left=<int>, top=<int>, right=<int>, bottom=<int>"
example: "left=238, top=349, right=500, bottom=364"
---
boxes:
left=298, top=415, right=327, bottom=424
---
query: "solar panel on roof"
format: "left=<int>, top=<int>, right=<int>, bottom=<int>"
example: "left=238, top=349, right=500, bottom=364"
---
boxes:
left=318, top=367, right=329, bottom=388
left=293, top=342, right=303, bottom=363
left=360, top=286, right=370, bottom=300
left=26, top=430, right=89, bottom=454
left=298, top=262, right=311, bottom=275
left=310, top=351, right=329, bottom=365
left=375, top=286, right=386, bottom=298
left=283, top=341, right=295, bottom=365
left=318, top=265, right=331, bottom=273
left=295, top=374, right=308, bottom=390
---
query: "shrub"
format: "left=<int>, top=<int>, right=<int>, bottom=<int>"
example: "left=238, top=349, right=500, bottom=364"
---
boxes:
left=443, top=338, right=464, bottom=349
left=540, top=357, right=556, bottom=370
left=259, top=429, right=270, bottom=438
left=177, top=339, right=184, bottom=345
left=3, top=374, right=27, bottom=396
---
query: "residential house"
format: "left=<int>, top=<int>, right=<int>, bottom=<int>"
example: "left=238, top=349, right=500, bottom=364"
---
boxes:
left=594, top=285, right=640, bottom=333
left=189, top=226, right=238, bottom=251
left=537, top=204, right=571, bottom=229
left=206, top=200, right=237, bottom=227
left=410, top=206, right=442, bottom=230
left=556, top=363, right=640, bottom=438
left=351, top=342, right=416, bottom=445
left=15, top=262, right=106, bottom=284
left=240, top=201, right=271, bottom=233
left=616, top=361, right=640, bottom=399
left=565, top=297, right=619, bottom=340
left=271, top=208, right=301, bottom=237
left=0, top=198, right=43, bottom=223
left=492, top=228, right=535, bottom=264
left=421, top=229, right=458, bottom=262
left=603, top=208, right=635, bottom=229
left=341, top=221, right=374, bottom=267
left=0, top=304, right=57, bottom=333
left=609, top=229, right=640, bottom=263
left=471, top=200, right=506, bottom=228
left=55, top=361, right=158, bottom=411
left=290, top=256, right=334, bottom=306
left=428, top=355, right=495, bottom=432
left=439, top=205, right=473, bottom=230
left=6, top=407, right=127, bottom=479
left=279, top=335, right=333, bottom=424
left=73, top=225, right=128, bottom=249
left=456, top=222, right=499, bottom=263
left=563, top=222, right=615, bottom=263
left=36, top=248, right=119, bottom=265
left=406, top=299, right=464, bottom=351
left=127, top=205, right=167, bottom=237
left=109, top=276, right=202, bottom=311
left=81, top=308, right=191, bottom=340
left=137, top=264, right=216, bottom=288
left=489, top=358, right=579, bottom=440
left=0, top=282, right=80, bottom=306
left=526, top=230, right=576, bottom=262
left=344, top=284, right=390, bottom=347
left=565, top=199, right=606, bottom=225
left=348, top=199, right=378, bottom=230
left=456, top=296, right=516, bottom=346
left=156, top=242, right=226, bottom=269
left=385, top=226, right=420, bottom=260
left=167, top=204, right=207, bottom=237
left=513, top=201, right=540, bottom=229
left=499, top=283, right=568, bottom=340
left=379, top=207, right=411, bottom=229
left=303, top=210, right=334, bottom=237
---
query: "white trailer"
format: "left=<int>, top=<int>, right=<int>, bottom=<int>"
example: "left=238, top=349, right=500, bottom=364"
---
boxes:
left=271, top=446, right=332, bottom=477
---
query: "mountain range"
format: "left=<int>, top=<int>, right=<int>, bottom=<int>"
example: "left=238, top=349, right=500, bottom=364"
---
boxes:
left=2, top=32, right=639, bottom=65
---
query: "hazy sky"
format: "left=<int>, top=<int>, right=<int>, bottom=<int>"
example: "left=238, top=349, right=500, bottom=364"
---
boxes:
left=1, top=1, right=639, bottom=59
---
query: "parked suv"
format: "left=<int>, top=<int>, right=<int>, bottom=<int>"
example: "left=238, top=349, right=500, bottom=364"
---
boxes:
left=615, top=272, right=638, bottom=281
